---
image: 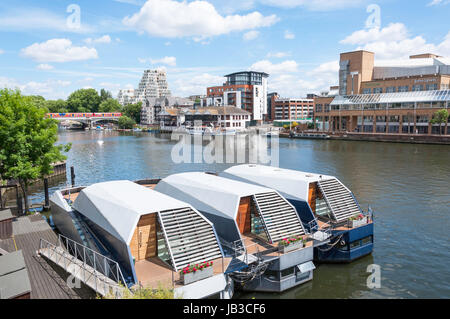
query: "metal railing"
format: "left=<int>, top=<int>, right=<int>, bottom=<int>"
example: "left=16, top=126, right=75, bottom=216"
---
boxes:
left=38, top=234, right=127, bottom=297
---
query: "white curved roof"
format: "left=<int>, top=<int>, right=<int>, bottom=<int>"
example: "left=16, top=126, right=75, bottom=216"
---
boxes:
left=72, top=180, right=194, bottom=245
left=154, top=172, right=274, bottom=220
left=222, top=165, right=335, bottom=202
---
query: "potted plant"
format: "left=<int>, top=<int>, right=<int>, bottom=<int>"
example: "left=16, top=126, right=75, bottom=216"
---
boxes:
left=180, top=261, right=214, bottom=285
left=278, top=235, right=307, bottom=253
left=348, top=214, right=368, bottom=228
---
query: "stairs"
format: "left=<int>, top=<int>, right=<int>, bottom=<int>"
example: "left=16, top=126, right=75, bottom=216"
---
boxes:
left=253, top=192, right=305, bottom=243
left=158, top=207, right=223, bottom=271
left=317, top=179, right=362, bottom=222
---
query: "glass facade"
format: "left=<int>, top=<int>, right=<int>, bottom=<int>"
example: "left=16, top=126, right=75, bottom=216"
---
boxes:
left=225, top=71, right=268, bottom=86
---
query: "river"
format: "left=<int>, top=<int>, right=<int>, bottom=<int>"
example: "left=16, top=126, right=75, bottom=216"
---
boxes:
left=29, top=130, right=450, bottom=299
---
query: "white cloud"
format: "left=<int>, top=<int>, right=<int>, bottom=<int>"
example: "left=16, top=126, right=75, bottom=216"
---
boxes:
left=260, top=0, right=365, bottom=10
left=284, top=30, right=295, bottom=40
left=427, top=0, right=450, bottom=6
left=36, top=64, right=54, bottom=70
left=243, top=30, right=260, bottom=41
left=340, top=23, right=450, bottom=59
left=267, top=51, right=291, bottom=58
left=172, top=73, right=225, bottom=96
left=0, top=49, right=4, bottom=54
left=123, top=0, right=279, bottom=40
left=84, top=35, right=112, bottom=44
left=0, top=7, right=93, bottom=33
left=250, top=60, right=299, bottom=74
left=0, top=77, right=72, bottom=99
left=21, top=39, right=98, bottom=63
left=138, top=56, right=177, bottom=66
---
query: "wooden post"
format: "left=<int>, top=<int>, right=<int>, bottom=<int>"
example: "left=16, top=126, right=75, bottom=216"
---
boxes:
left=70, top=166, right=76, bottom=187
left=44, top=178, right=50, bottom=211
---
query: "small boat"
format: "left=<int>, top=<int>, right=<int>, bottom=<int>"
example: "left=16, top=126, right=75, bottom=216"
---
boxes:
left=95, top=126, right=104, bottom=131
left=264, top=131, right=279, bottom=137
left=291, top=132, right=330, bottom=139
left=133, top=128, right=142, bottom=132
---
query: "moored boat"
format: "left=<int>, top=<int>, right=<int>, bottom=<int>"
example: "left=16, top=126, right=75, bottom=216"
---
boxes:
left=221, top=165, right=374, bottom=263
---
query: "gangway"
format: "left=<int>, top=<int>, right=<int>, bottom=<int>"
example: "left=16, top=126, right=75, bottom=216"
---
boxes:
left=38, top=234, right=127, bottom=298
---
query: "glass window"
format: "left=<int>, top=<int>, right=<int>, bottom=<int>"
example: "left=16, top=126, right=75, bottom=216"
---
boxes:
left=398, top=86, right=409, bottom=92
left=412, top=84, right=424, bottom=92
left=362, top=88, right=371, bottom=94
left=386, top=86, right=396, bottom=93
left=281, top=267, right=295, bottom=278
left=373, top=88, right=383, bottom=94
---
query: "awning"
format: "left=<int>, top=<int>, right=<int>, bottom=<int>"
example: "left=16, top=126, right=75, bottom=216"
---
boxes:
left=297, top=261, right=316, bottom=273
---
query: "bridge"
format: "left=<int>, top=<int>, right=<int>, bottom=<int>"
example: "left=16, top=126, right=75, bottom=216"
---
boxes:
left=47, top=113, right=123, bottom=128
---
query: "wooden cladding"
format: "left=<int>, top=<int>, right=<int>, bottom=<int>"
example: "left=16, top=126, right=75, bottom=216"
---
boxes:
left=130, top=214, right=157, bottom=261
left=308, top=183, right=317, bottom=213
left=237, top=197, right=252, bottom=234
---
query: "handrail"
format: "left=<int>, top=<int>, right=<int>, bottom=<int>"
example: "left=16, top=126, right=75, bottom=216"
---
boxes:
left=39, top=234, right=128, bottom=297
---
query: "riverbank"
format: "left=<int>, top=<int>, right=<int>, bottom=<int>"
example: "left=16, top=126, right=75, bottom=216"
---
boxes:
left=281, top=132, right=450, bottom=145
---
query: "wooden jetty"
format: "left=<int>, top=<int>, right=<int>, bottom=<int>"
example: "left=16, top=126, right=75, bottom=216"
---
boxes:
left=0, top=213, right=95, bottom=299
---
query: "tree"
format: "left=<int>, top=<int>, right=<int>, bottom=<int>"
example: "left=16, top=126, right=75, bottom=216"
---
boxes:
left=0, top=89, right=71, bottom=213
left=100, top=89, right=112, bottom=102
left=45, top=99, right=69, bottom=113
left=118, top=116, right=136, bottom=129
left=123, top=102, right=142, bottom=123
left=99, top=98, right=122, bottom=113
left=430, top=109, right=449, bottom=135
left=67, top=88, right=101, bottom=113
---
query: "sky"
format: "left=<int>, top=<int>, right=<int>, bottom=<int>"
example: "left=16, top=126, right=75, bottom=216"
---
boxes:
left=0, top=0, right=449, bottom=100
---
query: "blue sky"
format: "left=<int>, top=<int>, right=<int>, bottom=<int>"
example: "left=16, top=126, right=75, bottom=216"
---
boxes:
left=0, top=0, right=449, bottom=100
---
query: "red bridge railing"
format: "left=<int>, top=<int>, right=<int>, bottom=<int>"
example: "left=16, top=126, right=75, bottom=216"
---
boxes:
left=47, top=113, right=122, bottom=119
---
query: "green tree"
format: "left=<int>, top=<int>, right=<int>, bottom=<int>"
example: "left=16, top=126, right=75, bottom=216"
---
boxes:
left=123, top=102, right=142, bottom=123
left=430, top=109, right=449, bottom=135
left=28, top=95, right=47, bottom=109
left=67, top=88, right=101, bottom=113
left=118, top=115, right=136, bottom=129
left=99, top=98, right=122, bottom=113
left=45, top=99, right=69, bottom=113
left=0, top=89, right=71, bottom=213
left=100, top=89, right=113, bottom=102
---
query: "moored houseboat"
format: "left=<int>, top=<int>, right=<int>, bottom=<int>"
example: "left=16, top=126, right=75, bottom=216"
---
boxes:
left=221, top=165, right=374, bottom=263
left=151, top=172, right=316, bottom=293
left=50, top=180, right=233, bottom=299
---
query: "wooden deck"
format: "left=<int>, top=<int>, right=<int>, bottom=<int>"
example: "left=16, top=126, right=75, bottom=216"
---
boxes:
left=63, top=192, right=80, bottom=202
left=241, top=233, right=313, bottom=257
left=134, top=257, right=231, bottom=290
left=0, top=214, right=95, bottom=299
left=317, top=219, right=373, bottom=231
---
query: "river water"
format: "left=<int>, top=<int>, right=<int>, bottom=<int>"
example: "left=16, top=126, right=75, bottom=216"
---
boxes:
left=30, top=130, right=450, bottom=299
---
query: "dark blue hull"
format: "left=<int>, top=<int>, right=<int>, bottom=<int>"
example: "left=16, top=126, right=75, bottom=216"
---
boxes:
left=314, top=223, right=374, bottom=263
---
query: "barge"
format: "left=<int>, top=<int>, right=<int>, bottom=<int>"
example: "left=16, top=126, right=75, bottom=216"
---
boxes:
left=50, top=180, right=233, bottom=299
left=221, top=165, right=374, bottom=263
left=152, top=172, right=317, bottom=293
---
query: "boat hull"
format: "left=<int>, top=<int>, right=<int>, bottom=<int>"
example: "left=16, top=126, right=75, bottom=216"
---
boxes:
left=314, top=223, right=374, bottom=263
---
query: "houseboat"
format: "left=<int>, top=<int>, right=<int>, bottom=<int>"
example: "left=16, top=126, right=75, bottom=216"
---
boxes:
left=152, top=172, right=316, bottom=293
left=50, top=180, right=233, bottom=299
left=221, top=165, right=374, bottom=263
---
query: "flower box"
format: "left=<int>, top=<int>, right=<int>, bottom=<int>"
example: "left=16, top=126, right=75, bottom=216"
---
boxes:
left=279, top=240, right=304, bottom=254
left=181, top=266, right=214, bottom=285
left=349, top=216, right=368, bottom=228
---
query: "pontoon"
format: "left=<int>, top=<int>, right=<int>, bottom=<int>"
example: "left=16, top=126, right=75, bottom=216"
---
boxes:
left=152, top=172, right=316, bottom=293
left=50, top=180, right=233, bottom=299
left=221, top=165, right=374, bottom=263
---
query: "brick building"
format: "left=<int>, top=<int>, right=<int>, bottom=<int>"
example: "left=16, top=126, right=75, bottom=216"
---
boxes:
left=314, top=50, right=450, bottom=135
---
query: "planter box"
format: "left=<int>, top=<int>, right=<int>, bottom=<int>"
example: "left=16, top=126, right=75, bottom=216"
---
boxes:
left=349, top=216, right=368, bottom=228
left=279, top=240, right=304, bottom=254
left=181, top=267, right=214, bottom=285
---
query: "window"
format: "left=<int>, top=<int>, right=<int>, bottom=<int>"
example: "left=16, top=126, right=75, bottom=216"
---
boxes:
left=386, top=86, right=396, bottom=93
left=426, top=84, right=438, bottom=91
left=363, top=88, right=371, bottom=94
left=373, top=88, right=383, bottom=94
left=361, top=236, right=373, bottom=246
left=412, top=84, right=423, bottom=92
left=398, top=86, right=409, bottom=92
left=281, top=267, right=295, bottom=278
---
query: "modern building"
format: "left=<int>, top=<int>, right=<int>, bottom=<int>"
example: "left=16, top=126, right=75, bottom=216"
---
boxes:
left=140, top=96, right=194, bottom=126
left=314, top=50, right=450, bottom=134
left=206, top=71, right=269, bottom=122
left=117, top=89, right=135, bottom=106
left=266, top=92, right=278, bottom=122
left=270, top=95, right=314, bottom=122
left=158, top=106, right=251, bottom=131
left=135, top=69, right=171, bottom=103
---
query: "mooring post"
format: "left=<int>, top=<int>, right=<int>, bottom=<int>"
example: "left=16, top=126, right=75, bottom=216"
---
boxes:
left=44, top=178, right=50, bottom=211
left=70, top=166, right=76, bottom=187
